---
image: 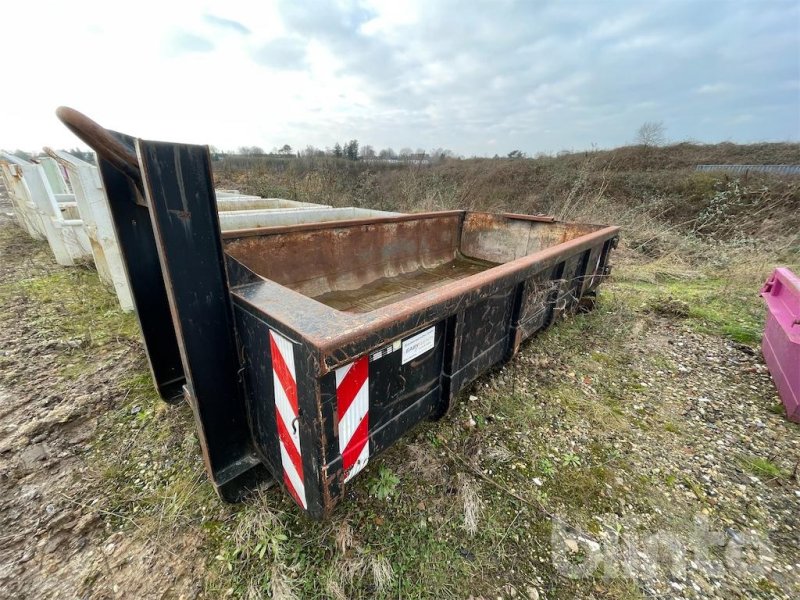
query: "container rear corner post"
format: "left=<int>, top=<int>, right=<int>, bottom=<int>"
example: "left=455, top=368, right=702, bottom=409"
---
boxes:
left=57, top=107, right=620, bottom=519
left=63, top=112, right=271, bottom=502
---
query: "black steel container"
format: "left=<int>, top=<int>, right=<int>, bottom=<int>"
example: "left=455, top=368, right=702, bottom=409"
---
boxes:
left=56, top=108, right=619, bottom=519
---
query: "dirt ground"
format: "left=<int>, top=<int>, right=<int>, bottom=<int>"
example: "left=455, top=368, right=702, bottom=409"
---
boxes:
left=1, top=175, right=799, bottom=599
left=0, top=183, right=204, bottom=599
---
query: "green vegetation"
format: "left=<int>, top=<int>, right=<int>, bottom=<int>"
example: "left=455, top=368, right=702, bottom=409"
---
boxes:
left=368, top=466, right=401, bottom=500
left=5, top=222, right=789, bottom=597
left=740, top=456, right=784, bottom=479
left=3, top=140, right=799, bottom=598
left=0, top=228, right=138, bottom=380
left=615, top=276, right=766, bottom=345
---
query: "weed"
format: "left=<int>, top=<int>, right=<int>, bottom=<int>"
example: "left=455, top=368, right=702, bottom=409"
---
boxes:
left=647, top=296, right=690, bottom=318
left=538, top=458, right=555, bottom=477
left=369, top=465, right=400, bottom=500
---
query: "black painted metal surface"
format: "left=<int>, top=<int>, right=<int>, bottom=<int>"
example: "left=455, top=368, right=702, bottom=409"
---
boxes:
left=56, top=107, right=620, bottom=519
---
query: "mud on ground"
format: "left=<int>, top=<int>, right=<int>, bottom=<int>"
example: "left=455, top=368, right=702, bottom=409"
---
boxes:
left=0, top=176, right=799, bottom=599
left=0, top=183, right=204, bottom=599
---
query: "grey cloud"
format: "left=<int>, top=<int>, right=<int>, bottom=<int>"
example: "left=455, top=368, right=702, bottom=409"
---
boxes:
left=276, top=2, right=408, bottom=88
left=252, top=38, right=308, bottom=70
left=166, top=31, right=215, bottom=55
left=271, top=0, right=799, bottom=153
left=204, top=14, right=251, bottom=35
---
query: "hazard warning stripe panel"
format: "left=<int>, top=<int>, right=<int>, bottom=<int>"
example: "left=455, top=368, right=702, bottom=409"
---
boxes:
left=336, top=356, right=369, bottom=483
left=269, top=330, right=307, bottom=509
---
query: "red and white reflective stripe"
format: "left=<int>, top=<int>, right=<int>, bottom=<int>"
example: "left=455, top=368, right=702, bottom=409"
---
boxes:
left=269, top=330, right=307, bottom=509
left=336, top=356, right=369, bottom=483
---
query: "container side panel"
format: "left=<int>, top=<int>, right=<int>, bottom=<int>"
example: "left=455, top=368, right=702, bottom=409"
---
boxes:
left=325, top=324, right=446, bottom=485
left=445, top=290, right=516, bottom=396
left=269, top=330, right=308, bottom=509
left=366, top=324, right=444, bottom=440
left=553, top=253, right=587, bottom=318
left=233, top=307, right=283, bottom=476
left=335, top=357, right=370, bottom=482
left=235, top=307, right=330, bottom=517
left=224, top=215, right=462, bottom=298
left=510, top=269, right=559, bottom=353
left=586, top=239, right=614, bottom=292
left=460, top=214, right=532, bottom=263
left=460, top=213, right=605, bottom=262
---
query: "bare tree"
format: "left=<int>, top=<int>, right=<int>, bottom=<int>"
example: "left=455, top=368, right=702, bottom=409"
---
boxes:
left=360, top=144, right=376, bottom=159
left=236, top=145, right=264, bottom=156
left=429, top=147, right=454, bottom=163
left=635, top=121, right=666, bottom=147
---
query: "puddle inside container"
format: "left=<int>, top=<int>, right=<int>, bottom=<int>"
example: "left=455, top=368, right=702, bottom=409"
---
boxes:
left=312, top=254, right=497, bottom=312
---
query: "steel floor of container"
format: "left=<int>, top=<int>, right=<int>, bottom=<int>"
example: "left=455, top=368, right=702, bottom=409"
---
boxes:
left=312, top=255, right=498, bottom=312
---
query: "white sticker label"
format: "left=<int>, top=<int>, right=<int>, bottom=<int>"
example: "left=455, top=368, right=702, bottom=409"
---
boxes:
left=401, top=326, right=435, bottom=364
left=370, top=339, right=403, bottom=362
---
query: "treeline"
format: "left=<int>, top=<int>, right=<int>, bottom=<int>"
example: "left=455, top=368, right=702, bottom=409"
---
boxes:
left=212, top=140, right=458, bottom=164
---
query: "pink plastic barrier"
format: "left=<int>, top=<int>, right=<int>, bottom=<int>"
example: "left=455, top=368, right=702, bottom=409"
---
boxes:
left=761, top=268, right=800, bottom=423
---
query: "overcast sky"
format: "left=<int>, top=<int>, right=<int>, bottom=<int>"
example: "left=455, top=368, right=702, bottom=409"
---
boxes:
left=1, top=0, right=798, bottom=156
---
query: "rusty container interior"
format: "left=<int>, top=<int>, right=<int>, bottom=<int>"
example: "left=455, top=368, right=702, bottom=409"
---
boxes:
left=224, top=212, right=605, bottom=313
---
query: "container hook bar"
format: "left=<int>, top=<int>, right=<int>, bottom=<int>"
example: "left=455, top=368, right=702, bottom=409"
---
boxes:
left=55, top=106, right=140, bottom=181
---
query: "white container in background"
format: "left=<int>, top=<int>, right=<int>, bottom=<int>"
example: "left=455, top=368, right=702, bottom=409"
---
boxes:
left=0, top=152, right=90, bottom=265
left=47, top=148, right=135, bottom=310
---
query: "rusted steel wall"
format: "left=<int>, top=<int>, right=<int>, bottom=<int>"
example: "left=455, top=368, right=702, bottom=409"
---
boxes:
left=225, top=213, right=462, bottom=297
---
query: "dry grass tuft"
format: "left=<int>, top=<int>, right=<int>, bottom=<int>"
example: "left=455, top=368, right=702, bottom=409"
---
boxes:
left=334, top=555, right=367, bottom=587
left=369, top=554, right=394, bottom=592
left=233, top=489, right=281, bottom=552
left=324, top=578, right=348, bottom=600
left=334, top=521, right=355, bottom=554
left=405, top=442, right=446, bottom=482
left=458, top=473, right=484, bottom=536
left=269, top=564, right=299, bottom=600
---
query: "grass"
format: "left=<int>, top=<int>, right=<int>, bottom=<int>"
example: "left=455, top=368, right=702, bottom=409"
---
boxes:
left=83, top=297, right=662, bottom=597
left=739, top=456, right=785, bottom=479
left=3, top=222, right=785, bottom=599
left=0, top=226, right=139, bottom=379
left=612, top=272, right=766, bottom=345
left=4, top=227, right=787, bottom=598
left=4, top=144, right=799, bottom=597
